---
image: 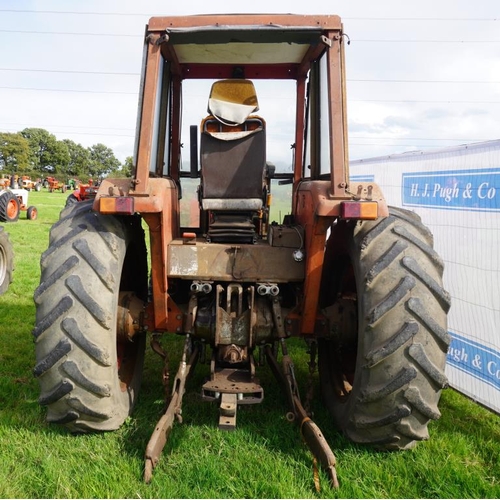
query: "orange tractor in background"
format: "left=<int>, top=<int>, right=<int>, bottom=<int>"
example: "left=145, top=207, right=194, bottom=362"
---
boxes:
left=33, top=14, right=450, bottom=489
left=44, top=176, right=67, bottom=193
left=19, top=176, right=42, bottom=191
left=0, top=175, right=11, bottom=189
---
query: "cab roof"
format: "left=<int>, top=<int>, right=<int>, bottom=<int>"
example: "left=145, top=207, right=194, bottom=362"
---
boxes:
left=147, top=14, right=343, bottom=79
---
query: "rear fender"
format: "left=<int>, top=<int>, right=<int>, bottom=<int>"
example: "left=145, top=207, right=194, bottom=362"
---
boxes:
left=292, top=180, right=388, bottom=334
left=93, top=177, right=182, bottom=333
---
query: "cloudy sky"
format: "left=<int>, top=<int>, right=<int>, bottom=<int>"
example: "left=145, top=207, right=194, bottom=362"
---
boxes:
left=0, top=0, right=498, bottom=164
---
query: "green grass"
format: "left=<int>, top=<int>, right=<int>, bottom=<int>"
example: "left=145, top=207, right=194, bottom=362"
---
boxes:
left=0, top=189, right=499, bottom=498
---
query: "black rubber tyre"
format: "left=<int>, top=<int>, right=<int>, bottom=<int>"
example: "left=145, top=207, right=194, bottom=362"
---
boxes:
left=0, top=226, right=14, bottom=295
left=318, top=206, right=451, bottom=450
left=27, top=206, right=38, bottom=220
left=0, top=191, right=20, bottom=222
left=33, top=200, right=149, bottom=432
left=65, top=193, right=79, bottom=208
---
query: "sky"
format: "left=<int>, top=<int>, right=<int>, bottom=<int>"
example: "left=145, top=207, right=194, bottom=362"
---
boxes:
left=0, top=0, right=499, bottom=165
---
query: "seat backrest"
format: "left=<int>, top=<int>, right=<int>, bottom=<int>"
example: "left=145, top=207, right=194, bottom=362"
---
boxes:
left=201, top=120, right=265, bottom=209
left=200, top=79, right=266, bottom=211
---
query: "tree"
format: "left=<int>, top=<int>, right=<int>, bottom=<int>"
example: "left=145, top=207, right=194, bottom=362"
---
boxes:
left=0, top=132, right=31, bottom=172
left=108, top=155, right=134, bottom=178
left=20, top=128, right=70, bottom=174
left=88, top=143, right=121, bottom=178
left=122, top=156, right=134, bottom=177
left=62, top=139, right=91, bottom=179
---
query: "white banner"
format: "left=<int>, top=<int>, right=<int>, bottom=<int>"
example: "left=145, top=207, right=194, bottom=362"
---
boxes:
left=350, top=140, right=500, bottom=414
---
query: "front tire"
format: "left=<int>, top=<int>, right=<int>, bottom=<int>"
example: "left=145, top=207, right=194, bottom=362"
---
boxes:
left=33, top=201, right=148, bottom=432
left=27, top=206, right=38, bottom=220
left=319, top=207, right=451, bottom=450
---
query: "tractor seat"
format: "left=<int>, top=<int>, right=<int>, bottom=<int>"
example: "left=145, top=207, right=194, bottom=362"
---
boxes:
left=200, top=80, right=267, bottom=243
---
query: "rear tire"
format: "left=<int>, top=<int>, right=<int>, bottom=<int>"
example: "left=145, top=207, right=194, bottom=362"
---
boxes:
left=319, top=207, right=451, bottom=450
left=0, top=226, right=14, bottom=295
left=0, top=192, right=20, bottom=222
left=33, top=201, right=148, bottom=432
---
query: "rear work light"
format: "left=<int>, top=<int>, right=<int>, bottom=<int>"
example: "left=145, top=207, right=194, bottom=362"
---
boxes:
left=99, top=196, right=135, bottom=215
left=340, top=201, right=378, bottom=220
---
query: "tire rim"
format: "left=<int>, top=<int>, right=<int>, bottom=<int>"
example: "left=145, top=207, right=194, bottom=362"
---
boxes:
left=324, top=259, right=359, bottom=403
left=7, top=199, right=18, bottom=220
left=117, top=339, right=141, bottom=392
left=116, top=292, right=143, bottom=392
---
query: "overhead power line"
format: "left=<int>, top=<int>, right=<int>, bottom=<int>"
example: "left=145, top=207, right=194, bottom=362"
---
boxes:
left=349, top=78, right=500, bottom=84
left=350, top=143, right=475, bottom=148
left=1, top=28, right=498, bottom=43
left=345, top=17, right=498, bottom=21
left=0, top=125, right=134, bottom=138
left=349, top=137, right=488, bottom=142
left=353, top=39, right=500, bottom=43
left=2, top=68, right=499, bottom=84
left=0, top=86, right=137, bottom=95
left=0, top=67, right=140, bottom=76
left=350, top=98, right=500, bottom=104
left=0, top=28, right=141, bottom=37
left=0, top=121, right=134, bottom=132
left=0, top=9, right=148, bottom=16
left=1, top=68, right=499, bottom=84
left=2, top=86, right=500, bottom=103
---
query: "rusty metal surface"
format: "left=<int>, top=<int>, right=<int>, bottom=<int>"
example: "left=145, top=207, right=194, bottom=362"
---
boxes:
left=327, top=32, right=347, bottom=199
left=148, top=14, right=342, bottom=31
left=201, top=367, right=263, bottom=403
left=116, top=292, right=144, bottom=341
left=215, top=283, right=250, bottom=347
left=268, top=225, right=304, bottom=248
left=135, top=37, right=162, bottom=194
left=168, top=239, right=305, bottom=282
left=219, top=392, right=238, bottom=430
left=292, top=180, right=388, bottom=334
left=144, top=336, right=199, bottom=483
left=264, top=342, right=339, bottom=489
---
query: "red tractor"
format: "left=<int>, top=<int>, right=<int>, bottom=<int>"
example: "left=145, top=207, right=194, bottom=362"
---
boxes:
left=33, top=14, right=450, bottom=488
left=65, top=179, right=99, bottom=206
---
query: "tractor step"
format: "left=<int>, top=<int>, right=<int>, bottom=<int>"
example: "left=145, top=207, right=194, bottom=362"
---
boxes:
left=203, top=367, right=263, bottom=431
left=201, top=367, right=264, bottom=405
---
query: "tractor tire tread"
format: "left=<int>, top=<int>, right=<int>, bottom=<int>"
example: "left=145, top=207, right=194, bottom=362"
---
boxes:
left=0, top=226, right=14, bottom=294
left=320, top=206, right=449, bottom=450
left=34, top=200, right=146, bottom=432
left=0, top=191, right=20, bottom=222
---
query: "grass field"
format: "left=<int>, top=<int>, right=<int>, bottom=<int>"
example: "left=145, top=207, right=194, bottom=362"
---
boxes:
left=0, top=189, right=499, bottom=498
